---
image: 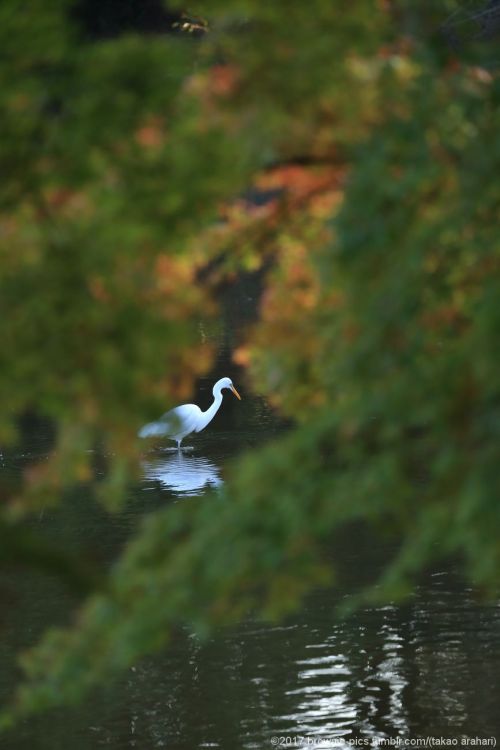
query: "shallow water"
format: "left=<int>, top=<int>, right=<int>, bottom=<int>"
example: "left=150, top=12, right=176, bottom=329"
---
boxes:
left=1, top=385, right=500, bottom=748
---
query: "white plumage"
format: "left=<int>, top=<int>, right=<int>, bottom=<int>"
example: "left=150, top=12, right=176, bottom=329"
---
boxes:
left=139, top=376, right=241, bottom=448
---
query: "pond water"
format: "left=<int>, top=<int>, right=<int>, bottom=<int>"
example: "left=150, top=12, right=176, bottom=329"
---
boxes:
left=1, top=377, right=500, bottom=749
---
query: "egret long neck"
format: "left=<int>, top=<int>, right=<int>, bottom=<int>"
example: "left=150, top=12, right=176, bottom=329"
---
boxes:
left=197, top=390, right=223, bottom=432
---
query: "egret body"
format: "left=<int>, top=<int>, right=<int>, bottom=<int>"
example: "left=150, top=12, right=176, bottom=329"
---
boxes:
left=139, top=377, right=241, bottom=449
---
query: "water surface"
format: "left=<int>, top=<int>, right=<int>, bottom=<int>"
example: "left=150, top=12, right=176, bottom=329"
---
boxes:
left=1, top=386, right=500, bottom=748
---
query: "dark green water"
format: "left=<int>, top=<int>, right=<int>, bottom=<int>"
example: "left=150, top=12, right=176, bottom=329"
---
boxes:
left=1, top=380, right=500, bottom=748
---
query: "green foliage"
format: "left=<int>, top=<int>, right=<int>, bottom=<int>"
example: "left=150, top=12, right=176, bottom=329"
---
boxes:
left=1, top=0, right=499, bottom=727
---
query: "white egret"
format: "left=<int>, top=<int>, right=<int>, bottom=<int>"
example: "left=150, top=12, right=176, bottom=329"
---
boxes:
left=138, top=376, right=241, bottom=449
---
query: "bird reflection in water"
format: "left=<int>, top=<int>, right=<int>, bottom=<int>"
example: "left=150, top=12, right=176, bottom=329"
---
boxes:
left=142, top=452, right=223, bottom=497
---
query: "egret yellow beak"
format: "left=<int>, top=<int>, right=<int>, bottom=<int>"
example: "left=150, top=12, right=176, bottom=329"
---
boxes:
left=230, top=384, right=242, bottom=400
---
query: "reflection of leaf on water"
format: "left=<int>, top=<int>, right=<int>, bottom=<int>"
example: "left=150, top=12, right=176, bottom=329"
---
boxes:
left=142, top=454, right=223, bottom=496
left=173, top=13, right=209, bottom=34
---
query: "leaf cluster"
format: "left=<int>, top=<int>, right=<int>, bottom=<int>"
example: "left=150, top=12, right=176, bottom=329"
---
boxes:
left=1, top=0, right=499, bottom=726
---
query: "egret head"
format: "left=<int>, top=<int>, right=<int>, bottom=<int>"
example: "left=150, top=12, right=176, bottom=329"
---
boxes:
left=214, top=376, right=241, bottom=400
